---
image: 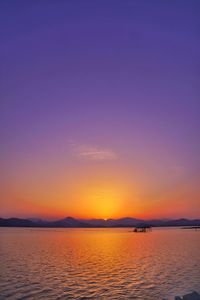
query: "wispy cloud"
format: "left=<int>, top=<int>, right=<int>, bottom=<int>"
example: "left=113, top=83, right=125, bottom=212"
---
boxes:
left=70, top=142, right=118, bottom=161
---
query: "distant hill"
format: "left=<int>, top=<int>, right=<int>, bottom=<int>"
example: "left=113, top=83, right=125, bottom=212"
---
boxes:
left=0, top=218, right=37, bottom=227
left=48, top=217, right=92, bottom=228
left=0, top=217, right=200, bottom=228
left=82, top=217, right=143, bottom=227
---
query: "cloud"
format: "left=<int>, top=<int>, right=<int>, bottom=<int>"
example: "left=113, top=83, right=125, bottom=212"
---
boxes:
left=70, top=142, right=118, bottom=161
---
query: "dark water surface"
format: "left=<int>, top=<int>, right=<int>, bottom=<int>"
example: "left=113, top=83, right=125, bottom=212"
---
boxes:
left=0, top=227, right=200, bottom=299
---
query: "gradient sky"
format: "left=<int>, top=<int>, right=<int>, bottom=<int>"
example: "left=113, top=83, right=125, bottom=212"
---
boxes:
left=1, top=0, right=200, bottom=220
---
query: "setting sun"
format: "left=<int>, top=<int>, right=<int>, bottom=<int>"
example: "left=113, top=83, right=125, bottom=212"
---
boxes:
left=74, top=183, right=125, bottom=219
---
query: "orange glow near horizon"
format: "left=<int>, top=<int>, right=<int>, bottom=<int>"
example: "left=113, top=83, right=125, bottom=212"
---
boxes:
left=71, top=183, right=127, bottom=219
left=1, top=158, right=200, bottom=220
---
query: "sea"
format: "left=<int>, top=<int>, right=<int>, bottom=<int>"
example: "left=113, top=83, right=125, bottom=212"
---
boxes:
left=0, top=227, right=200, bottom=299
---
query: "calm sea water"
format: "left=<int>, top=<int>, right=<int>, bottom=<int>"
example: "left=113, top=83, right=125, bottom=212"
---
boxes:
left=0, top=227, right=199, bottom=300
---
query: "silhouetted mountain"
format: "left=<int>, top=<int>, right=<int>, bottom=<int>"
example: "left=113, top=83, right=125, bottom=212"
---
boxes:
left=83, top=219, right=107, bottom=227
left=82, top=217, right=143, bottom=227
left=164, top=218, right=200, bottom=227
left=106, top=217, right=143, bottom=227
left=147, top=218, right=200, bottom=227
left=0, top=217, right=200, bottom=228
left=48, top=217, right=92, bottom=228
left=29, top=218, right=47, bottom=223
left=0, top=218, right=36, bottom=227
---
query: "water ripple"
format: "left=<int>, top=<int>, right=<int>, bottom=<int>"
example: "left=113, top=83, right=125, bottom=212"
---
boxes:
left=0, top=228, right=200, bottom=300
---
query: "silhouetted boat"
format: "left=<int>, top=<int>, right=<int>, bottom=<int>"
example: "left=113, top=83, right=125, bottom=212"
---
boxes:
left=133, top=225, right=152, bottom=233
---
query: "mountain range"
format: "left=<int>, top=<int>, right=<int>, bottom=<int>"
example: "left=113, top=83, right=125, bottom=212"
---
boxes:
left=0, top=216, right=200, bottom=228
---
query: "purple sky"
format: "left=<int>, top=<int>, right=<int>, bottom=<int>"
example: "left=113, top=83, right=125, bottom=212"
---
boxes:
left=0, top=1, right=200, bottom=219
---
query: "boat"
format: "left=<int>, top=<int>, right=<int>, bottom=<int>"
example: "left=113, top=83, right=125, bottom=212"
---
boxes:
left=133, top=225, right=152, bottom=233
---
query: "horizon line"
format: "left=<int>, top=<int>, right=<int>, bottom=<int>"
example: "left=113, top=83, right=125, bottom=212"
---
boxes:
left=1, top=215, right=200, bottom=221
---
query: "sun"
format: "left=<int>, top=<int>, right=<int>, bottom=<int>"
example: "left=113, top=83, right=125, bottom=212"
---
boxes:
left=88, top=188, right=123, bottom=219
left=65, top=179, right=131, bottom=219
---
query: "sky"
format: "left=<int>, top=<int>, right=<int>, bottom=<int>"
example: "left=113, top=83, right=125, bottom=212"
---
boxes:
left=0, top=0, right=200, bottom=220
